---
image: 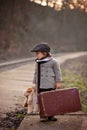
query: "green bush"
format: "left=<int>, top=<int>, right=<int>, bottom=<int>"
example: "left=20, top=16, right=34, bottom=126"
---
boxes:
left=61, top=69, right=87, bottom=112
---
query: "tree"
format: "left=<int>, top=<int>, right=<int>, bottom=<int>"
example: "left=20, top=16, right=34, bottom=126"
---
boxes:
left=29, top=0, right=87, bottom=12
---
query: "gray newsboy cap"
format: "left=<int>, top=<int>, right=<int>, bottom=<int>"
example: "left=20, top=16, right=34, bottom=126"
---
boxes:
left=31, top=42, right=50, bottom=52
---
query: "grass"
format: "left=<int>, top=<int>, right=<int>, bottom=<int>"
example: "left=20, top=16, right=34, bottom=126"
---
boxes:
left=8, top=128, right=14, bottom=130
left=61, top=69, right=87, bottom=112
left=17, top=113, right=26, bottom=118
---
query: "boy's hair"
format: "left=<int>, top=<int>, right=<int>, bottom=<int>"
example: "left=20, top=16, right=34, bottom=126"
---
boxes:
left=42, top=52, right=52, bottom=57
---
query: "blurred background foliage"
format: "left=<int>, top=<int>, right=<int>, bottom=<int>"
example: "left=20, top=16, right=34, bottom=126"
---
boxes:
left=0, top=0, right=87, bottom=61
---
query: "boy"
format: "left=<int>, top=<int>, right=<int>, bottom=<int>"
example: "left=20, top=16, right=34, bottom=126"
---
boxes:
left=31, top=42, right=62, bottom=122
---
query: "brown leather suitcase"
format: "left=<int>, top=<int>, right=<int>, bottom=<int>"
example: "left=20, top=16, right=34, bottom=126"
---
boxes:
left=38, top=87, right=82, bottom=116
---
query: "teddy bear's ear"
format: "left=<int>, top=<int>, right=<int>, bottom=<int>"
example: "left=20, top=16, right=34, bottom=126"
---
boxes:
left=27, top=87, right=33, bottom=93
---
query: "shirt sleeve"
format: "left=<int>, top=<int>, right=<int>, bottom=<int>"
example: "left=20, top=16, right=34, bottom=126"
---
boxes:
left=53, top=60, right=62, bottom=82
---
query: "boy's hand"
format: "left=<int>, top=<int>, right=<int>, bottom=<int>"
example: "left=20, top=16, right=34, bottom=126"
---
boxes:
left=55, top=82, right=61, bottom=89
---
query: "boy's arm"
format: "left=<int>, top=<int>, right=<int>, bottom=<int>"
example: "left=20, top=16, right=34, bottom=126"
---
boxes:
left=53, top=60, right=62, bottom=89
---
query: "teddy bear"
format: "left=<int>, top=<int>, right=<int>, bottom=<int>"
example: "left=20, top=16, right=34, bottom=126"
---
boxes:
left=23, top=87, right=39, bottom=114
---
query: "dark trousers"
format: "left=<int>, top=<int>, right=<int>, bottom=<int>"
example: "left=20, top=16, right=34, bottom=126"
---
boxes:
left=39, top=88, right=55, bottom=93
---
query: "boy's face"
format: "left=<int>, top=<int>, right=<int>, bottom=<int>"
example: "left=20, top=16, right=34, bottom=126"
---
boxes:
left=35, top=51, right=45, bottom=59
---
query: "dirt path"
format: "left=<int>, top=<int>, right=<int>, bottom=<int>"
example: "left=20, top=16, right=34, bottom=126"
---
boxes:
left=0, top=52, right=87, bottom=130
left=0, top=52, right=87, bottom=116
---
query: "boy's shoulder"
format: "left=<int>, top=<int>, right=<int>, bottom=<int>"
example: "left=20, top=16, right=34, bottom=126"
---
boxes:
left=49, top=57, right=58, bottom=64
left=51, top=57, right=58, bottom=62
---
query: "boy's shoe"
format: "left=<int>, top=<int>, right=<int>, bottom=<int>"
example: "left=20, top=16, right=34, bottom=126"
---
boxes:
left=40, top=117, right=48, bottom=122
left=48, top=116, right=57, bottom=121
